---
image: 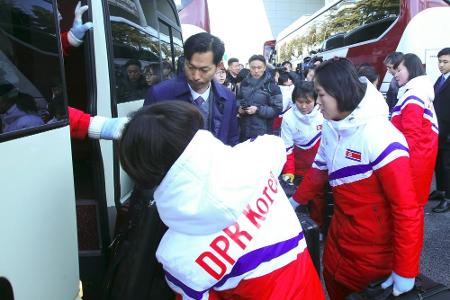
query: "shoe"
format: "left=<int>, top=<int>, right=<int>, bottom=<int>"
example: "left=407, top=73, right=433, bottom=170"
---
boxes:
left=429, top=190, right=445, bottom=201
left=432, top=199, right=449, bottom=213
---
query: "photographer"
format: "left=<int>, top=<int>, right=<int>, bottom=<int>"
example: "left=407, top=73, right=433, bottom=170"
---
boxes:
left=237, top=55, right=282, bottom=141
left=282, top=61, right=303, bottom=83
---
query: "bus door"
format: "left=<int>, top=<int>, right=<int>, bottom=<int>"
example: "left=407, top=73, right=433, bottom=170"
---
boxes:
left=102, top=0, right=183, bottom=218
left=0, top=1, right=80, bottom=299
left=59, top=0, right=183, bottom=298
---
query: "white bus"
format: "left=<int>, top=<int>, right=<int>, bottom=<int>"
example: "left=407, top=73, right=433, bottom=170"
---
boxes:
left=0, top=0, right=182, bottom=299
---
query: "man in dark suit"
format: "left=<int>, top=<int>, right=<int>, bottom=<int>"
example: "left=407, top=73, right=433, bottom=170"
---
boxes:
left=430, top=47, right=450, bottom=213
left=144, top=32, right=239, bottom=146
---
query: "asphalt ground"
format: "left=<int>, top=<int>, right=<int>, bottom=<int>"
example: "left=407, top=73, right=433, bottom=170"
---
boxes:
left=317, top=185, right=450, bottom=299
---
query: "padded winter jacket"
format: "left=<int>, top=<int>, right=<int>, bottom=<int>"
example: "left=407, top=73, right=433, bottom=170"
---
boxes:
left=281, top=105, right=323, bottom=177
left=237, top=72, right=282, bottom=140
left=155, top=131, right=325, bottom=300
left=293, top=80, right=422, bottom=293
left=391, top=75, right=438, bottom=207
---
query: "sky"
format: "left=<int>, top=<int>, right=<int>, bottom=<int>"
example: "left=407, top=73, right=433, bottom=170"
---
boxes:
left=207, top=0, right=274, bottom=65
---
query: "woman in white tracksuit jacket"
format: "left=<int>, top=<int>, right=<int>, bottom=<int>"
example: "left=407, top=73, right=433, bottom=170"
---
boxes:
left=119, top=101, right=325, bottom=300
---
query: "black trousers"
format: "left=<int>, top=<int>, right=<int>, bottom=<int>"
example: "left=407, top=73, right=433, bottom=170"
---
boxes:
left=435, top=146, right=450, bottom=198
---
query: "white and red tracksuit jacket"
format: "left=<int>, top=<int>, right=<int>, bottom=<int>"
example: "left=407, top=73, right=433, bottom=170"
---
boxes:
left=281, top=105, right=323, bottom=177
left=154, top=131, right=325, bottom=300
left=391, top=75, right=438, bottom=207
left=293, top=80, right=422, bottom=296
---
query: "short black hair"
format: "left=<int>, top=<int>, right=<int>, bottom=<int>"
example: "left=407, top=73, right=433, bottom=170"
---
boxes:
left=314, top=57, right=366, bottom=112
left=393, top=53, right=425, bottom=81
left=120, top=101, right=204, bottom=188
left=357, top=63, right=379, bottom=85
left=125, top=59, right=141, bottom=69
left=228, top=57, right=239, bottom=65
left=277, top=72, right=291, bottom=85
left=292, top=81, right=316, bottom=103
left=282, top=61, right=292, bottom=67
left=248, top=54, right=266, bottom=65
left=184, top=32, right=225, bottom=65
left=384, top=52, right=403, bottom=65
left=438, top=47, right=450, bottom=58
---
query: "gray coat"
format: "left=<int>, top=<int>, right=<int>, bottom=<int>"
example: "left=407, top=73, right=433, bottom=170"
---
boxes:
left=237, top=71, right=282, bottom=141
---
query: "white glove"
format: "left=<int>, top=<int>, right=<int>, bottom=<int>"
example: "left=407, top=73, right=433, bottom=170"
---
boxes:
left=69, top=2, right=93, bottom=42
left=288, top=197, right=299, bottom=210
left=88, top=116, right=129, bottom=140
left=381, top=272, right=415, bottom=296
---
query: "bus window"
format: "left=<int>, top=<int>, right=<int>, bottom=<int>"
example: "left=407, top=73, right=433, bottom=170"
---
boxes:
left=173, top=28, right=184, bottom=75
left=108, top=2, right=161, bottom=103
left=277, top=0, right=400, bottom=61
left=159, top=21, right=175, bottom=80
left=0, top=0, right=66, bottom=137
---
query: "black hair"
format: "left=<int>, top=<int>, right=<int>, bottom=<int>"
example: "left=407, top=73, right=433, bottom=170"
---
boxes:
left=184, top=32, right=225, bottom=65
left=357, top=63, right=379, bottom=85
left=0, top=85, right=39, bottom=114
left=281, top=61, right=292, bottom=67
left=384, top=52, right=404, bottom=65
left=15, top=93, right=39, bottom=113
left=248, top=54, right=266, bottom=65
left=393, top=53, right=425, bottom=81
left=227, top=57, right=239, bottom=65
left=438, top=47, right=450, bottom=58
left=292, top=81, right=316, bottom=103
left=236, top=68, right=250, bottom=82
left=125, top=59, right=141, bottom=69
left=120, top=101, right=204, bottom=188
left=314, top=57, right=366, bottom=112
left=277, top=72, right=291, bottom=85
left=303, top=65, right=316, bottom=79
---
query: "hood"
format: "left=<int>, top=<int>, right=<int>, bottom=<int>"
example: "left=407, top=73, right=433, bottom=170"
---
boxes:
left=279, top=85, right=295, bottom=112
left=292, top=104, right=321, bottom=124
left=397, top=75, right=435, bottom=102
left=154, top=130, right=286, bottom=235
left=329, top=78, right=389, bottom=133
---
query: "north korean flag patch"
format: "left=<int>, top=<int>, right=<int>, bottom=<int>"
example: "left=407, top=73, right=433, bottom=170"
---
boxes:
left=345, top=149, right=361, bottom=162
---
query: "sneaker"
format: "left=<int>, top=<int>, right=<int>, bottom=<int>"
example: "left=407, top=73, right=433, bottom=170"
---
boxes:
left=432, top=199, right=449, bottom=213
left=429, top=190, right=445, bottom=201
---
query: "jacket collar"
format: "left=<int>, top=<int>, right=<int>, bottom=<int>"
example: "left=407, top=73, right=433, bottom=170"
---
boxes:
left=173, top=73, right=231, bottom=101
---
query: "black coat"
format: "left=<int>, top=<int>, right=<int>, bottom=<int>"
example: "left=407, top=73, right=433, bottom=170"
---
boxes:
left=433, top=74, right=450, bottom=146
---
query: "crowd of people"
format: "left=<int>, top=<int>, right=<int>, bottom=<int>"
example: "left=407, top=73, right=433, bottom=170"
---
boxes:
left=2, top=6, right=449, bottom=297
left=117, top=31, right=449, bottom=299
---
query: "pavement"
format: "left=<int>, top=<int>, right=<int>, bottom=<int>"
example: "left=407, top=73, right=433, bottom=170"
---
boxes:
left=420, top=199, right=450, bottom=286
left=317, top=193, right=450, bottom=299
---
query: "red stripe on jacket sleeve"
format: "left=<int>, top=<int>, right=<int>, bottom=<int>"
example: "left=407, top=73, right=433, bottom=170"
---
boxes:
left=293, top=167, right=328, bottom=205
left=68, top=106, right=91, bottom=139
left=282, top=151, right=295, bottom=175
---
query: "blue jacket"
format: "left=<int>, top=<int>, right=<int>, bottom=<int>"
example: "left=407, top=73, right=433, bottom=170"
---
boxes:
left=144, top=74, right=239, bottom=146
left=1, top=104, right=44, bottom=133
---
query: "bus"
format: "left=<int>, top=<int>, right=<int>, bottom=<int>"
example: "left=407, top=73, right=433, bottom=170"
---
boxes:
left=0, top=0, right=182, bottom=299
left=275, top=0, right=450, bottom=93
left=263, top=39, right=276, bottom=65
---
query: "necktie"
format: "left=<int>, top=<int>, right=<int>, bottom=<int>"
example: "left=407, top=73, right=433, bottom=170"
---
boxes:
left=194, top=96, right=205, bottom=106
left=436, top=75, right=446, bottom=93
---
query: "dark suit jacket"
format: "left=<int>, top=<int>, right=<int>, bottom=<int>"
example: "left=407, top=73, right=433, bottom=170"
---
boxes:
left=433, top=74, right=450, bottom=145
left=144, top=74, right=239, bottom=146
